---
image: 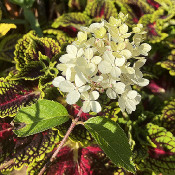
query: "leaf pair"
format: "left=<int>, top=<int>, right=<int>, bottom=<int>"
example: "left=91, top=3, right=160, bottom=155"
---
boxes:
left=14, top=99, right=135, bottom=173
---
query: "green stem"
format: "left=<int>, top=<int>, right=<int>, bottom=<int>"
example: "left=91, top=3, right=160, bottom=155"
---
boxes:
left=23, top=7, right=43, bottom=37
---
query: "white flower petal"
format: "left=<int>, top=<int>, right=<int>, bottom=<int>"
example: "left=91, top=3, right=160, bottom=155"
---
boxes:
left=91, top=56, right=102, bottom=64
left=90, top=101, right=101, bottom=113
left=110, top=67, right=121, bottom=78
left=106, top=88, right=116, bottom=99
left=89, top=91, right=99, bottom=100
left=52, top=76, right=65, bottom=87
left=59, top=80, right=75, bottom=92
left=118, top=97, right=126, bottom=112
left=127, top=90, right=137, bottom=99
left=113, top=82, right=125, bottom=94
left=134, top=59, right=146, bottom=68
left=135, top=94, right=141, bottom=104
left=66, top=45, right=77, bottom=56
left=56, top=63, right=67, bottom=71
left=98, top=60, right=112, bottom=74
left=82, top=101, right=91, bottom=113
left=91, top=76, right=103, bottom=82
left=126, top=99, right=136, bottom=112
left=77, top=32, right=87, bottom=42
left=59, top=54, right=73, bottom=63
left=81, top=91, right=89, bottom=100
left=75, top=72, right=87, bottom=87
left=120, top=50, right=132, bottom=59
left=115, top=56, right=125, bottom=67
left=103, top=51, right=115, bottom=64
left=78, top=85, right=90, bottom=92
left=85, top=63, right=97, bottom=76
left=77, top=48, right=84, bottom=57
left=66, top=90, right=80, bottom=105
left=137, top=78, right=149, bottom=86
left=119, top=24, right=128, bottom=34
left=66, top=68, right=72, bottom=81
left=85, top=48, right=93, bottom=60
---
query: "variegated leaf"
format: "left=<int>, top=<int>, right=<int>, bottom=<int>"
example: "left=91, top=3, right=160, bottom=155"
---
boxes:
left=0, top=34, right=22, bottom=63
left=28, top=145, right=119, bottom=175
left=139, top=14, right=168, bottom=43
left=137, top=123, right=175, bottom=174
left=14, top=32, right=61, bottom=70
left=13, top=61, right=46, bottom=80
left=0, top=78, right=40, bottom=118
left=0, top=128, right=59, bottom=173
left=52, top=12, right=91, bottom=37
left=160, top=98, right=175, bottom=134
left=0, top=23, right=16, bottom=38
left=160, top=50, right=175, bottom=76
left=84, top=0, right=117, bottom=20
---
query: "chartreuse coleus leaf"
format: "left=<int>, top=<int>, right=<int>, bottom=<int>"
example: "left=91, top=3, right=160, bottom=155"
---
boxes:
left=43, top=29, right=75, bottom=46
left=160, top=50, right=175, bottom=76
left=0, top=23, right=16, bottom=38
left=13, top=99, right=69, bottom=137
left=136, top=123, right=175, bottom=175
left=160, top=98, right=175, bottom=134
left=52, top=12, right=91, bottom=29
left=139, top=14, right=168, bottom=43
left=84, top=116, right=135, bottom=173
left=14, top=31, right=61, bottom=70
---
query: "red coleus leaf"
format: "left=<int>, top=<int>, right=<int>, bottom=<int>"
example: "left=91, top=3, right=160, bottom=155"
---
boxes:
left=147, top=80, right=165, bottom=93
left=46, top=145, right=120, bottom=175
left=0, top=78, right=40, bottom=118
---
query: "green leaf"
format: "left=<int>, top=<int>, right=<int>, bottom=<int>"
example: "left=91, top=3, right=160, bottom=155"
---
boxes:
left=23, top=8, right=43, bottom=37
left=84, top=116, right=135, bottom=173
left=10, top=0, right=35, bottom=8
left=13, top=99, right=69, bottom=137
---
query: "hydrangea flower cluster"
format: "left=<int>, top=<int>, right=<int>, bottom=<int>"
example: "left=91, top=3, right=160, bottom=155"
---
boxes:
left=53, top=13, right=151, bottom=114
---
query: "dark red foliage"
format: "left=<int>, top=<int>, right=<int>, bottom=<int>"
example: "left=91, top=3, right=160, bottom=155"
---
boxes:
left=46, top=145, right=117, bottom=175
left=148, top=147, right=175, bottom=159
left=147, top=0, right=160, bottom=10
left=147, top=22, right=158, bottom=36
left=67, top=104, right=90, bottom=122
